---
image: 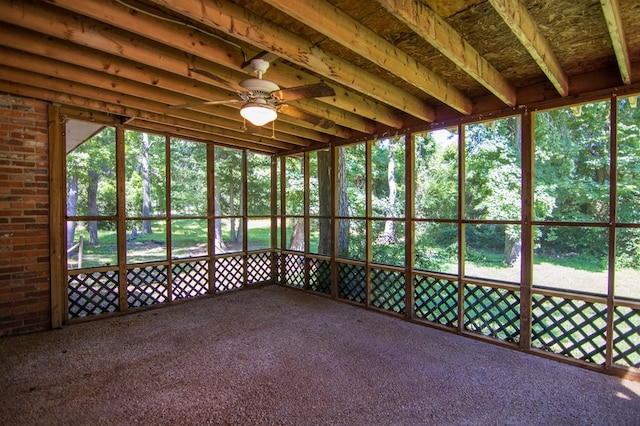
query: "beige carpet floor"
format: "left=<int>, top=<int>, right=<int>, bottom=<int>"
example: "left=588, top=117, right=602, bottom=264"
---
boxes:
left=1, top=285, right=639, bottom=425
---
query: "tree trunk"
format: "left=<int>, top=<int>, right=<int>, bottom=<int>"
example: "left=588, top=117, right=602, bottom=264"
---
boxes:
left=503, top=227, right=521, bottom=266
left=229, top=180, right=236, bottom=242
left=214, top=184, right=226, bottom=253
left=289, top=217, right=305, bottom=251
left=337, top=147, right=350, bottom=257
left=87, top=169, right=99, bottom=245
left=66, top=174, right=79, bottom=249
left=378, top=142, right=396, bottom=244
left=141, top=133, right=153, bottom=234
left=317, top=150, right=332, bottom=256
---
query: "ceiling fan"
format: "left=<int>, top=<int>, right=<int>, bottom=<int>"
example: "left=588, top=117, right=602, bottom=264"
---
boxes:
left=171, top=57, right=336, bottom=130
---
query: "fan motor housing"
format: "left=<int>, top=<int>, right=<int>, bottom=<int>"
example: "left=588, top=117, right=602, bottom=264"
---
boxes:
left=240, top=78, right=280, bottom=96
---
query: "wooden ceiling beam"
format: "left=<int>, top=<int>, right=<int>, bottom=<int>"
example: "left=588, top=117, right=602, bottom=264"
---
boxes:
left=601, top=0, right=632, bottom=85
left=0, top=46, right=350, bottom=141
left=0, top=26, right=369, bottom=135
left=489, top=0, right=569, bottom=97
left=375, top=0, right=516, bottom=107
left=0, top=63, right=331, bottom=146
left=143, top=0, right=437, bottom=122
left=263, top=0, right=473, bottom=114
left=40, top=0, right=404, bottom=129
left=0, top=4, right=350, bottom=139
left=0, top=80, right=281, bottom=153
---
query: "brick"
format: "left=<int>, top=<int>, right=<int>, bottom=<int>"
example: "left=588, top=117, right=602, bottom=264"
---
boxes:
left=0, top=93, right=50, bottom=336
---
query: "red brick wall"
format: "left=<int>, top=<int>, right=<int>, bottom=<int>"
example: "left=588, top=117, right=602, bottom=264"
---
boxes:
left=0, top=93, right=51, bottom=335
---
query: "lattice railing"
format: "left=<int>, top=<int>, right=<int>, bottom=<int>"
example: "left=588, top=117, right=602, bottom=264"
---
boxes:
left=531, top=294, right=607, bottom=365
left=338, top=263, right=366, bottom=304
left=371, top=268, right=405, bottom=314
left=309, top=258, right=331, bottom=295
left=68, top=270, right=119, bottom=318
left=464, top=284, right=520, bottom=343
left=247, top=252, right=272, bottom=284
left=214, top=256, right=243, bottom=292
left=414, top=275, right=458, bottom=327
left=127, top=265, right=168, bottom=308
left=283, top=254, right=305, bottom=288
left=172, top=260, right=208, bottom=300
left=612, top=305, right=640, bottom=368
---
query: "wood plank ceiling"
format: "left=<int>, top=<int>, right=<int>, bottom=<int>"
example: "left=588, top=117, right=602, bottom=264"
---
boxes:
left=1, top=0, right=639, bottom=154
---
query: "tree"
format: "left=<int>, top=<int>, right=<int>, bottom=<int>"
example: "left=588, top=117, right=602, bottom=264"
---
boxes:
left=317, top=150, right=332, bottom=256
left=286, top=155, right=305, bottom=251
left=465, top=118, right=521, bottom=265
left=66, top=126, right=116, bottom=246
left=533, top=102, right=610, bottom=258
left=375, top=138, right=399, bottom=244
left=123, top=130, right=166, bottom=242
left=141, top=132, right=153, bottom=234
left=214, top=147, right=243, bottom=250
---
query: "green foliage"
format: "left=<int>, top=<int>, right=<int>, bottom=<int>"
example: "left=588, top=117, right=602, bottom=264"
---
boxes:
left=124, top=130, right=167, bottom=217
left=171, top=139, right=207, bottom=216
left=215, top=147, right=243, bottom=216
left=247, top=153, right=272, bottom=216
left=414, top=130, right=458, bottom=219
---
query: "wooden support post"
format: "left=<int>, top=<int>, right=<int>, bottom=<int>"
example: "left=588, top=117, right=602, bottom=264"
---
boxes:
left=405, top=130, right=415, bottom=320
left=164, top=134, right=173, bottom=301
left=520, top=111, right=533, bottom=350
left=365, top=140, right=372, bottom=308
left=208, top=143, right=217, bottom=292
left=116, top=125, right=128, bottom=311
left=606, top=96, right=618, bottom=369
left=458, top=125, right=466, bottom=333
left=303, top=152, right=310, bottom=290
left=48, top=104, right=66, bottom=328
left=242, top=150, right=248, bottom=287
left=330, top=145, right=338, bottom=299
left=270, top=154, right=278, bottom=284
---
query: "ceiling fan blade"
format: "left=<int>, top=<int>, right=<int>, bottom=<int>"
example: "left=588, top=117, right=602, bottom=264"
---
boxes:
left=273, top=82, right=335, bottom=102
left=168, top=99, right=243, bottom=109
left=279, top=104, right=335, bottom=129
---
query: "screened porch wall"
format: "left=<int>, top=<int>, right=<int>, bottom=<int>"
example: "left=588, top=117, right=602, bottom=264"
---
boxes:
left=276, top=95, right=640, bottom=379
left=54, top=94, right=640, bottom=380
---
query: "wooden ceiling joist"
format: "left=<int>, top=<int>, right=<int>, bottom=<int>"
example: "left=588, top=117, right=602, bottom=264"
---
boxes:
left=0, top=63, right=331, bottom=147
left=601, top=0, right=632, bottom=84
left=40, top=0, right=404, bottom=130
left=489, top=0, right=570, bottom=97
left=143, top=0, right=437, bottom=122
left=376, top=0, right=516, bottom=107
left=0, top=80, right=286, bottom=154
left=0, top=0, right=637, bottom=154
left=0, top=5, right=360, bottom=139
left=262, top=0, right=473, bottom=115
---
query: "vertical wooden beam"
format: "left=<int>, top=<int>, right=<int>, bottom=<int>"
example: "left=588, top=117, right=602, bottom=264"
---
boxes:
left=270, top=154, right=278, bottom=284
left=116, top=125, right=128, bottom=311
left=330, top=145, right=338, bottom=299
left=280, top=156, right=287, bottom=284
left=303, top=152, right=310, bottom=290
left=208, top=143, right=217, bottom=292
left=242, top=149, right=248, bottom=287
left=458, top=124, right=466, bottom=333
left=365, top=140, right=372, bottom=308
left=48, top=105, right=65, bottom=328
left=606, top=96, right=618, bottom=368
left=164, top=134, right=173, bottom=301
left=520, top=111, right=533, bottom=350
left=405, top=130, right=415, bottom=320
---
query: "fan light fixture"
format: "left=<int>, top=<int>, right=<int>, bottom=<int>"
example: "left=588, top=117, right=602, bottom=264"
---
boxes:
left=240, top=102, right=278, bottom=126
